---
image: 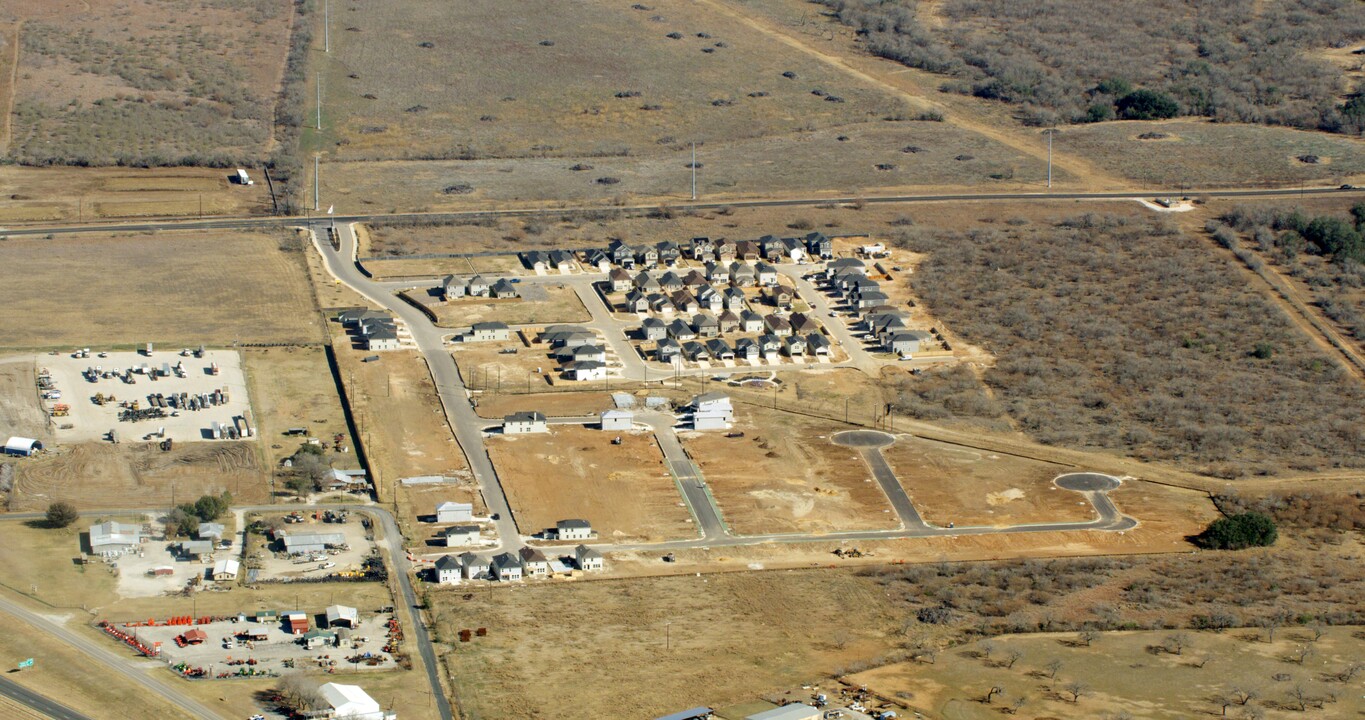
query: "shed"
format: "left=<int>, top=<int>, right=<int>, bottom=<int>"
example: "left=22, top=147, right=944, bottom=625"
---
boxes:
left=211, top=558, right=240, bottom=581
left=600, top=409, right=634, bottom=431
left=182, top=628, right=207, bottom=645
left=435, top=501, right=474, bottom=524
left=325, top=605, right=359, bottom=629
left=655, top=707, right=714, bottom=720
left=3, top=437, right=41, bottom=456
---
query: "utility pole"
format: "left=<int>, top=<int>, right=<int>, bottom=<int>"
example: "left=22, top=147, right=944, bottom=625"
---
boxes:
left=313, top=155, right=320, bottom=212
left=324, top=0, right=330, bottom=53
left=316, top=73, right=323, bottom=130
left=1045, top=128, right=1055, bottom=189
left=691, top=142, right=697, bottom=201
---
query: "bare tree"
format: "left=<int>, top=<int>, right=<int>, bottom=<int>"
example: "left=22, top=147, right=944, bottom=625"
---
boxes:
left=1229, top=686, right=1258, bottom=706
left=1004, top=649, right=1023, bottom=669
left=1333, top=662, right=1361, bottom=683
left=277, top=675, right=322, bottom=713
left=1164, top=632, right=1190, bottom=656
left=910, top=642, right=938, bottom=665
left=1259, top=615, right=1283, bottom=643
left=1308, top=624, right=1325, bottom=642
left=1213, top=693, right=1234, bottom=716
left=982, top=686, right=1004, bottom=704
left=1078, top=629, right=1099, bottom=647
left=1006, top=695, right=1026, bottom=715
left=1046, top=658, right=1063, bottom=680
left=832, top=629, right=851, bottom=650
left=1063, top=681, right=1089, bottom=703
left=1239, top=707, right=1265, bottom=720
left=981, top=641, right=996, bottom=661
left=1290, top=645, right=1316, bottom=665
left=1289, top=684, right=1310, bottom=712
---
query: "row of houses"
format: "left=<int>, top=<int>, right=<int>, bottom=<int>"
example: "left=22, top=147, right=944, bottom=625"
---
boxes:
left=521, top=249, right=577, bottom=271
left=441, top=274, right=519, bottom=301
left=594, top=232, right=834, bottom=270
left=337, top=309, right=403, bottom=351
left=609, top=261, right=782, bottom=295
left=539, top=325, right=612, bottom=381
left=645, top=309, right=823, bottom=342
left=433, top=544, right=604, bottom=584
left=657, top=332, right=831, bottom=364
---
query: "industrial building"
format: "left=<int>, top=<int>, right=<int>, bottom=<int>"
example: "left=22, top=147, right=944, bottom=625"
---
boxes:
left=88, top=521, right=142, bottom=556
left=2, top=437, right=42, bottom=456
left=317, top=682, right=395, bottom=720
left=280, top=531, right=347, bottom=556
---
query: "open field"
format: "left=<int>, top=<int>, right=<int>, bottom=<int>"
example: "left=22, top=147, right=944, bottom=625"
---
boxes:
left=486, top=425, right=693, bottom=542
left=454, top=342, right=560, bottom=395
left=313, top=0, right=899, bottom=162
left=9, top=440, right=268, bottom=511
left=0, top=230, right=321, bottom=350
left=472, top=391, right=616, bottom=420
left=5, top=0, right=293, bottom=165
left=321, top=120, right=1052, bottom=213
left=242, top=346, right=354, bottom=468
left=898, top=211, right=1365, bottom=477
left=433, top=569, right=901, bottom=720
left=329, top=340, right=470, bottom=502
left=0, top=359, right=48, bottom=441
left=880, top=436, right=1090, bottom=527
left=850, top=626, right=1365, bottom=720
left=402, top=284, right=590, bottom=327
left=682, top=407, right=900, bottom=535
left=1061, top=121, right=1365, bottom=187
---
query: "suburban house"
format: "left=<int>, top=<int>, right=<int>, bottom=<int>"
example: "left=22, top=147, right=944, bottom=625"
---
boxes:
left=635, top=271, right=662, bottom=293
left=556, top=519, right=593, bottom=540
left=856, top=291, right=891, bottom=310
left=570, top=360, right=608, bottom=382
left=621, top=291, right=649, bottom=315
left=702, top=261, right=723, bottom=282
left=683, top=341, right=711, bottom=362
left=656, top=240, right=681, bottom=265
left=636, top=245, right=660, bottom=268
left=683, top=269, right=709, bottom=287
left=805, top=232, right=833, bottom=258
left=764, top=286, right=793, bottom=309
left=460, top=552, right=490, bottom=580
left=689, top=236, right=716, bottom=260
left=735, top=240, right=759, bottom=261
left=740, top=310, right=766, bottom=333
left=609, top=268, right=633, bottom=293
left=325, top=605, right=360, bottom=629
left=609, top=239, right=635, bottom=266
left=466, top=275, right=491, bottom=297
left=569, top=344, right=607, bottom=363
left=670, top=290, right=699, bottom=314
left=706, top=338, right=735, bottom=360
left=781, top=236, right=808, bottom=262
left=576, top=545, right=604, bottom=571
left=435, top=501, right=474, bottom=523
left=490, top=279, right=519, bottom=299
left=441, top=275, right=467, bottom=300
left=302, top=628, right=337, bottom=650
left=693, top=313, right=720, bottom=337
left=317, top=682, right=395, bottom=720
left=522, top=251, right=548, bottom=271
left=717, top=310, right=741, bottom=334
left=444, top=525, right=480, bottom=547
left=729, top=262, right=757, bottom=287
left=754, top=261, right=778, bottom=285
left=887, top=330, right=934, bottom=356
left=435, top=555, right=462, bottom=584
left=668, top=319, right=697, bottom=341
left=807, top=333, right=832, bottom=356
left=518, top=546, right=552, bottom=578
left=735, top=337, right=760, bottom=362
left=828, top=257, right=866, bottom=274
left=647, top=293, right=673, bottom=313
left=697, top=286, right=724, bottom=313
left=715, top=239, right=737, bottom=262
left=783, top=336, right=807, bottom=357
left=691, top=392, right=734, bottom=430
left=585, top=249, right=611, bottom=271
left=764, top=314, right=793, bottom=337
left=468, top=321, right=511, bottom=342
left=600, top=409, right=634, bottom=431
left=758, top=234, right=785, bottom=260
left=363, top=326, right=401, bottom=352
left=337, top=308, right=390, bottom=326
left=491, top=552, right=524, bottom=581
left=548, top=249, right=575, bottom=269
left=503, top=411, right=548, bottom=434
left=542, top=327, right=598, bottom=348
left=656, top=339, right=683, bottom=363
left=211, top=558, right=240, bottom=581
left=88, top=521, right=141, bottom=556
left=789, top=313, right=821, bottom=335
left=659, top=271, right=685, bottom=292
left=641, top=317, right=668, bottom=340
left=757, top=334, right=783, bottom=356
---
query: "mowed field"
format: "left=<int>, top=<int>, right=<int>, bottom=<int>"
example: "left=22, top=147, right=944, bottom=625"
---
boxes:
left=880, top=436, right=1094, bottom=527
left=850, top=627, right=1365, bottom=720
left=433, top=569, right=901, bottom=720
left=242, top=346, right=354, bottom=468
left=0, top=166, right=273, bottom=224
left=3, top=0, right=292, bottom=166
left=486, top=425, right=694, bottom=542
left=682, top=408, right=899, bottom=535
left=0, top=231, right=321, bottom=350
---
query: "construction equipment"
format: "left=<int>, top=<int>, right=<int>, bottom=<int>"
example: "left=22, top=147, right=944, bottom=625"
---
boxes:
left=51, top=403, right=70, bottom=417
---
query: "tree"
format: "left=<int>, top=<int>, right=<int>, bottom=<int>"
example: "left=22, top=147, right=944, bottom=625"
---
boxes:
left=1006, top=695, right=1026, bottom=715
left=1063, top=681, right=1089, bottom=703
left=1116, top=89, right=1179, bottom=120
left=277, top=675, right=322, bottom=713
left=1230, top=686, right=1258, bottom=706
left=284, top=474, right=315, bottom=497
left=1078, top=629, right=1099, bottom=647
left=165, top=507, right=199, bottom=538
left=1046, top=658, right=1063, bottom=681
left=1194, top=512, right=1277, bottom=550
left=1164, top=632, right=1190, bottom=656
left=1304, top=216, right=1364, bottom=263
left=45, top=502, right=80, bottom=529
left=982, top=686, right=1004, bottom=704
left=1004, top=649, right=1023, bottom=669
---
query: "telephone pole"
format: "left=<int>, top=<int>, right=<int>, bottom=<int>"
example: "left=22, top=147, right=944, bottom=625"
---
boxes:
left=324, top=0, right=330, bottom=52
left=690, top=142, right=697, bottom=201
left=1045, top=128, right=1055, bottom=189
left=316, top=73, right=323, bottom=130
left=313, top=155, right=320, bottom=212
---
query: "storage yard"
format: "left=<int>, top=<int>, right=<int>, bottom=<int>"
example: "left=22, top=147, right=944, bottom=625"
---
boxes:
left=38, top=349, right=253, bottom=444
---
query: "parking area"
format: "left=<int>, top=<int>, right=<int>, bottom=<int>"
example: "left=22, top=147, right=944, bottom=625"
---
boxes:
left=104, top=611, right=401, bottom=677
left=248, top=512, right=379, bottom=581
left=40, top=349, right=253, bottom=443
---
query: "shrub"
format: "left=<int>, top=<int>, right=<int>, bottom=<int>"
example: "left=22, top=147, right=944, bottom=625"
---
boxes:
left=45, top=502, right=79, bottom=528
left=1194, top=512, right=1277, bottom=550
left=1116, top=90, right=1179, bottom=120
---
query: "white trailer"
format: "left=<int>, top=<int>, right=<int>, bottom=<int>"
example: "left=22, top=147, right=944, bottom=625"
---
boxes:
left=235, top=169, right=254, bottom=185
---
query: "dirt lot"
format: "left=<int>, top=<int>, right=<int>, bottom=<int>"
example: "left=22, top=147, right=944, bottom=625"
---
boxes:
left=472, top=391, right=616, bottom=420
left=0, top=166, right=273, bottom=224
left=681, top=407, right=899, bottom=535
left=0, top=230, right=321, bottom=350
left=395, top=482, right=492, bottom=549
left=402, top=283, right=590, bottom=327
left=330, top=339, right=469, bottom=502
left=453, top=341, right=562, bottom=394
left=242, top=346, right=354, bottom=468
left=8, top=440, right=269, bottom=511
left=850, top=626, right=1365, bottom=720
left=4, top=0, right=292, bottom=166
left=0, top=358, right=48, bottom=441
left=486, top=425, right=694, bottom=542
left=433, top=568, right=900, bottom=720
left=880, top=436, right=1092, bottom=527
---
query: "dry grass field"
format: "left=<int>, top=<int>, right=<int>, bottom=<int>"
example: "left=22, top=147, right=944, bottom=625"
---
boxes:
left=0, top=165, right=275, bottom=224
left=315, top=0, right=899, bottom=163
left=485, top=425, right=694, bottom=542
left=850, top=627, right=1365, bottom=720
left=241, top=346, right=353, bottom=468
left=0, top=358, right=48, bottom=441
left=330, top=341, right=469, bottom=502
left=682, top=408, right=899, bottom=535
left=9, top=440, right=269, bottom=511
left=0, top=230, right=321, bottom=350
left=472, top=391, right=616, bottom=420
left=433, top=569, right=901, bottom=720
left=321, top=120, right=1051, bottom=212
left=402, top=285, right=590, bottom=327
left=1060, top=120, right=1365, bottom=187
left=880, top=436, right=1091, bottom=528
left=4, top=0, right=292, bottom=165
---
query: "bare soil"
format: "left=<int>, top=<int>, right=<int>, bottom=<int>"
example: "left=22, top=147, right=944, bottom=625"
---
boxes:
left=0, top=358, right=48, bottom=441
left=403, top=284, right=590, bottom=327
left=486, top=425, right=694, bottom=542
left=241, top=346, right=353, bottom=468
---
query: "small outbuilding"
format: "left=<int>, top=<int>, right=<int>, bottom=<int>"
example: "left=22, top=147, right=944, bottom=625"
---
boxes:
left=325, top=604, right=360, bottom=629
left=211, top=558, right=240, bottom=581
left=435, top=501, right=473, bottom=524
left=3, top=437, right=42, bottom=456
left=600, top=409, right=634, bottom=431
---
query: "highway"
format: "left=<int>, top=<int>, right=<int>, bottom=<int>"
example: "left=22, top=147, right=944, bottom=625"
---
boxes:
left=0, top=186, right=1359, bottom=238
left=0, top=676, right=94, bottom=720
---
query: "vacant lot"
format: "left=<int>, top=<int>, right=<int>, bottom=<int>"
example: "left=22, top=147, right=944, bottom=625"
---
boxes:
left=486, top=425, right=692, bottom=542
left=0, top=231, right=321, bottom=350
left=433, top=569, right=902, bottom=720
left=682, top=408, right=898, bottom=535
left=6, top=0, right=293, bottom=165
left=881, top=436, right=1089, bottom=527
left=0, top=166, right=273, bottom=224
left=10, top=440, right=268, bottom=510
left=321, top=120, right=1050, bottom=212
left=404, top=284, right=590, bottom=327
left=317, top=0, right=898, bottom=162
left=851, top=626, right=1365, bottom=720
left=899, top=213, right=1365, bottom=477
left=0, top=358, right=47, bottom=440
left=1061, top=121, right=1365, bottom=187
left=330, top=341, right=470, bottom=501
left=242, top=346, right=353, bottom=468
left=473, top=391, right=616, bottom=420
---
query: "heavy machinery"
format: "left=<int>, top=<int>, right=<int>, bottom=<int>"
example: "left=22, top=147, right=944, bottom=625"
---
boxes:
left=51, top=403, right=70, bottom=417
